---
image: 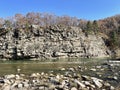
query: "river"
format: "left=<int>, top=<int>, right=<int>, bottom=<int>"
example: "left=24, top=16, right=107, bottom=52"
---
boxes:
left=0, top=58, right=120, bottom=88
left=0, top=58, right=105, bottom=76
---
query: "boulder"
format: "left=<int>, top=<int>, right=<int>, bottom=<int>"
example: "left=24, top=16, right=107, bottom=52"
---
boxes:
left=92, top=77, right=103, bottom=88
left=5, top=74, right=15, bottom=79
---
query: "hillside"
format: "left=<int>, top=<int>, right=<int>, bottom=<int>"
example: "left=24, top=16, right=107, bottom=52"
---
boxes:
left=0, top=12, right=120, bottom=60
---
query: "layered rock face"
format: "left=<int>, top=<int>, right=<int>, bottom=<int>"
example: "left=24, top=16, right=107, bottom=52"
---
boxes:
left=0, top=25, right=110, bottom=60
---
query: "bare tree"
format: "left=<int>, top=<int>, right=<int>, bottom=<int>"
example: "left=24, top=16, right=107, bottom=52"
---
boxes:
left=0, top=18, right=5, bottom=28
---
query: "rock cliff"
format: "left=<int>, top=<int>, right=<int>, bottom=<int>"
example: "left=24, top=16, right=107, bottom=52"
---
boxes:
left=0, top=25, right=110, bottom=60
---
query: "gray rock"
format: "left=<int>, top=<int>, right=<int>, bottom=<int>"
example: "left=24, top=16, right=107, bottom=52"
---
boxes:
left=92, top=78, right=103, bottom=88
left=75, top=79, right=86, bottom=88
left=104, top=82, right=111, bottom=87
left=84, top=81, right=90, bottom=86
left=113, top=76, right=118, bottom=80
left=69, top=68, right=75, bottom=72
left=60, top=68, right=66, bottom=71
left=23, top=82, right=29, bottom=88
left=90, top=68, right=96, bottom=71
left=71, top=87, right=77, bottom=90
left=5, top=74, right=15, bottom=79
left=15, top=75, right=20, bottom=80
left=4, top=79, right=11, bottom=84
left=17, top=83, right=23, bottom=88
left=11, top=82, right=18, bottom=89
left=31, top=73, right=38, bottom=78
left=2, top=84, right=11, bottom=90
left=0, top=72, right=116, bottom=90
left=39, top=86, right=45, bottom=90
left=110, top=86, right=115, bottom=90
left=82, top=75, right=91, bottom=81
left=49, top=84, right=55, bottom=90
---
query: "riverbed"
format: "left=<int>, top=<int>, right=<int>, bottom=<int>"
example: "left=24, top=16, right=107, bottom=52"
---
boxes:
left=0, top=58, right=120, bottom=89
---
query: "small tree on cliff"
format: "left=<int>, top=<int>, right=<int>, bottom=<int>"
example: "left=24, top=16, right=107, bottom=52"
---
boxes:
left=93, top=20, right=99, bottom=34
left=85, top=21, right=93, bottom=35
left=109, top=31, right=118, bottom=48
left=4, top=20, right=12, bottom=29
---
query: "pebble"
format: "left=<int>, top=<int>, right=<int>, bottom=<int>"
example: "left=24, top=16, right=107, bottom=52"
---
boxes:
left=0, top=68, right=116, bottom=90
left=110, top=86, right=115, bottom=90
left=61, top=68, right=65, bottom=71
left=15, top=74, right=20, bottom=80
left=5, top=74, right=15, bottom=79
left=71, top=87, right=77, bottom=90
left=90, top=68, right=96, bottom=71
left=113, top=76, right=118, bottom=80
left=69, top=68, right=75, bottom=72
left=84, top=81, right=90, bottom=86
left=18, top=83, right=23, bottom=88
left=31, top=73, right=37, bottom=78
left=93, top=79, right=103, bottom=88
left=23, top=82, right=29, bottom=88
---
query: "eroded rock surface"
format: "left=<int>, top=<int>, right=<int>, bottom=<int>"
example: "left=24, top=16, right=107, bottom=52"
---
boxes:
left=0, top=25, right=110, bottom=60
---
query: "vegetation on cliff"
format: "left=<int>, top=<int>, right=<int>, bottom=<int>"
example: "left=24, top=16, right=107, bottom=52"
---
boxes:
left=0, top=12, right=119, bottom=47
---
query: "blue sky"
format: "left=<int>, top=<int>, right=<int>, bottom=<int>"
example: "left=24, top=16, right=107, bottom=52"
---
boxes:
left=0, top=0, right=120, bottom=20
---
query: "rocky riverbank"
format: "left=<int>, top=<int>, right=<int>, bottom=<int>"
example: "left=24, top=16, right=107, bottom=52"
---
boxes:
left=0, top=60, right=120, bottom=90
left=0, top=25, right=111, bottom=60
left=0, top=72, right=115, bottom=90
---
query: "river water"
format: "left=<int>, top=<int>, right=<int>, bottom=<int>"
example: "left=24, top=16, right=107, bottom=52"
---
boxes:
left=0, top=58, right=105, bottom=76
left=0, top=58, right=120, bottom=87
